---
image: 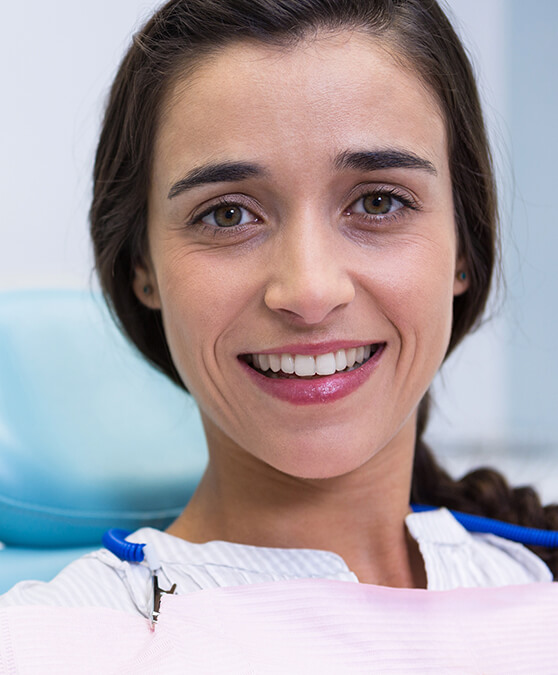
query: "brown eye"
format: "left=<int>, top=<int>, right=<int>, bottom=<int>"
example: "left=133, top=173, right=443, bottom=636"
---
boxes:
left=362, top=193, right=394, bottom=215
left=197, top=202, right=258, bottom=230
left=213, top=205, right=243, bottom=227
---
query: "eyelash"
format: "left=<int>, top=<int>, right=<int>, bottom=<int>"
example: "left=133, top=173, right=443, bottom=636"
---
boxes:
left=187, top=187, right=418, bottom=235
left=190, top=196, right=261, bottom=235
left=345, top=187, right=418, bottom=222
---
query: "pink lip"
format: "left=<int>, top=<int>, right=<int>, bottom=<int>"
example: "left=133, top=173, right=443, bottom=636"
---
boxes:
left=239, top=343, right=385, bottom=405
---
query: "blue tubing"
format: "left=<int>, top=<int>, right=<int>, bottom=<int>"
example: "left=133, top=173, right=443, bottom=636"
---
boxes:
left=102, top=528, right=146, bottom=562
left=102, top=507, right=558, bottom=564
left=411, top=504, right=558, bottom=548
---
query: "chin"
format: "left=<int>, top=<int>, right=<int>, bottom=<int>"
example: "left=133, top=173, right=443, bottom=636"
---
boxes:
left=261, top=439, right=378, bottom=481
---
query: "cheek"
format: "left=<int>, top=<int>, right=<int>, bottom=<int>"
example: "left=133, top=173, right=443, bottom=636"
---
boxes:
left=369, top=236, right=456, bottom=346
left=155, top=251, right=253, bottom=384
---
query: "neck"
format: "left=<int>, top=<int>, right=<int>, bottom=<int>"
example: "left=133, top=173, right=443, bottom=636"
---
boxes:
left=166, top=418, right=426, bottom=589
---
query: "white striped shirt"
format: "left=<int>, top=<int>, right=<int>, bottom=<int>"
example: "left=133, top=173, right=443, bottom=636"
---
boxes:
left=0, top=508, right=552, bottom=618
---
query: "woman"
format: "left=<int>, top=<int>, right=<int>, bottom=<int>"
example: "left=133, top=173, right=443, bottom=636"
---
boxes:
left=1, top=0, right=557, bottom=660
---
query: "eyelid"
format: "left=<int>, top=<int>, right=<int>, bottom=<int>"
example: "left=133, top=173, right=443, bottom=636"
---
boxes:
left=183, top=184, right=419, bottom=236
left=345, top=184, right=420, bottom=218
left=188, top=194, right=263, bottom=230
left=199, top=204, right=255, bottom=227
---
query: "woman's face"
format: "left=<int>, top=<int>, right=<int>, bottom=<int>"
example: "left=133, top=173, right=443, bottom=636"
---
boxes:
left=137, top=32, right=467, bottom=479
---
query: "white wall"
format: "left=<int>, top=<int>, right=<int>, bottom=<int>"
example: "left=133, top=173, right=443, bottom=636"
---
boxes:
left=427, top=0, right=510, bottom=447
left=1, top=1, right=556, bottom=497
left=0, top=1, right=156, bottom=288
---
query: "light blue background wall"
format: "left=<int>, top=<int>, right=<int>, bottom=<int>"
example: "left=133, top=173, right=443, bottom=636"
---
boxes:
left=506, top=0, right=558, bottom=443
left=0, top=1, right=556, bottom=498
left=429, top=1, right=558, bottom=499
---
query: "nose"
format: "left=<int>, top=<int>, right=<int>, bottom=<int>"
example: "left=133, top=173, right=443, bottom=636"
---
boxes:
left=263, top=214, right=356, bottom=325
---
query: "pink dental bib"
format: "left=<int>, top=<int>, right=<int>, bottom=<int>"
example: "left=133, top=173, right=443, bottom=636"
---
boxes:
left=2, top=579, right=557, bottom=674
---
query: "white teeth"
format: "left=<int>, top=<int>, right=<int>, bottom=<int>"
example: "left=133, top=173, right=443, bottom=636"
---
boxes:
left=249, top=344, right=378, bottom=377
left=280, top=353, right=295, bottom=374
left=316, top=352, right=336, bottom=376
left=294, top=354, right=316, bottom=377
left=335, top=349, right=347, bottom=372
left=268, top=354, right=281, bottom=372
left=259, top=354, right=270, bottom=371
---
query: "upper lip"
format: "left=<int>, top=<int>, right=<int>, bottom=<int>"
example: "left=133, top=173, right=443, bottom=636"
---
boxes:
left=240, top=340, right=384, bottom=356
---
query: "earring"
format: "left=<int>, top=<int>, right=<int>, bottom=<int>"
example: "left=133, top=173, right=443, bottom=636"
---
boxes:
left=143, top=284, right=153, bottom=295
left=457, top=271, right=467, bottom=281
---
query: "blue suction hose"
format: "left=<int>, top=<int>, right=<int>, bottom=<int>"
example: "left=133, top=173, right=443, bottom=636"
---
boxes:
left=102, top=528, right=145, bottom=562
left=411, top=504, right=558, bottom=548
left=102, top=507, right=558, bottom=566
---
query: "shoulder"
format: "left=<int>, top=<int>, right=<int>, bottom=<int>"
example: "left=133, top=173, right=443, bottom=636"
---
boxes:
left=0, top=546, right=146, bottom=615
left=406, top=507, right=553, bottom=590
left=0, top=527, right=357, bottom=616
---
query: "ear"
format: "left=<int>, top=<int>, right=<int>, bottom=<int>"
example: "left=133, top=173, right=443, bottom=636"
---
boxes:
left=453, top=257, right=470, bottom=297
left=132, top=261, right=161, bottom=310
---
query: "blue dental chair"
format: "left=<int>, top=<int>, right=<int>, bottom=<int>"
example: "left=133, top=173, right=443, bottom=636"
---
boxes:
left=0, top=289, right=208, bottom=594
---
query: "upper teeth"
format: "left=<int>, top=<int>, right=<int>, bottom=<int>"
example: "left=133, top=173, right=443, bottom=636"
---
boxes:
left=250, top=345, right=373, bottom=377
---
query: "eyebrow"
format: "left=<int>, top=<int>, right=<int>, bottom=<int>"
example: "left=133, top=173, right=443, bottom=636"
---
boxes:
left=167, top=161, right=265, bottom=199
left=167, top=149, right=437, bottom=200
left=334, top=149, right=437, bottom=175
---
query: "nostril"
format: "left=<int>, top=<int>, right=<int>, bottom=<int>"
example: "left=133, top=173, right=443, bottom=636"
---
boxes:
left=264, top=288, right=354, bottom=326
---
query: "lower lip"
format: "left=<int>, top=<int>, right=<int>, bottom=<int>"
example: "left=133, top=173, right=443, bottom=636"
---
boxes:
left=239, top=345, right=385, bottom=405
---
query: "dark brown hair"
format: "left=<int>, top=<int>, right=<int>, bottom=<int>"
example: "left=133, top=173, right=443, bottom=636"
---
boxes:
left=90, top=0, right=557, bottom=576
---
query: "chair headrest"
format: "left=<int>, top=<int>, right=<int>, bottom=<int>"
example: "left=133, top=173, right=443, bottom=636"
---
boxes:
left=0, top=289, right=207, bottom=547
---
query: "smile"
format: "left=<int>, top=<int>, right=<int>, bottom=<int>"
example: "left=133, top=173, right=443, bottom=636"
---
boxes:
left=244, top=345, right=380, bottom=379
left=239, top=343, right=385, bottom=405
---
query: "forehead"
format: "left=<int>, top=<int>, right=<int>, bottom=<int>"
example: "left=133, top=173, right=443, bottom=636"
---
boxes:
left=154, top=31, right=447, bottom=182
